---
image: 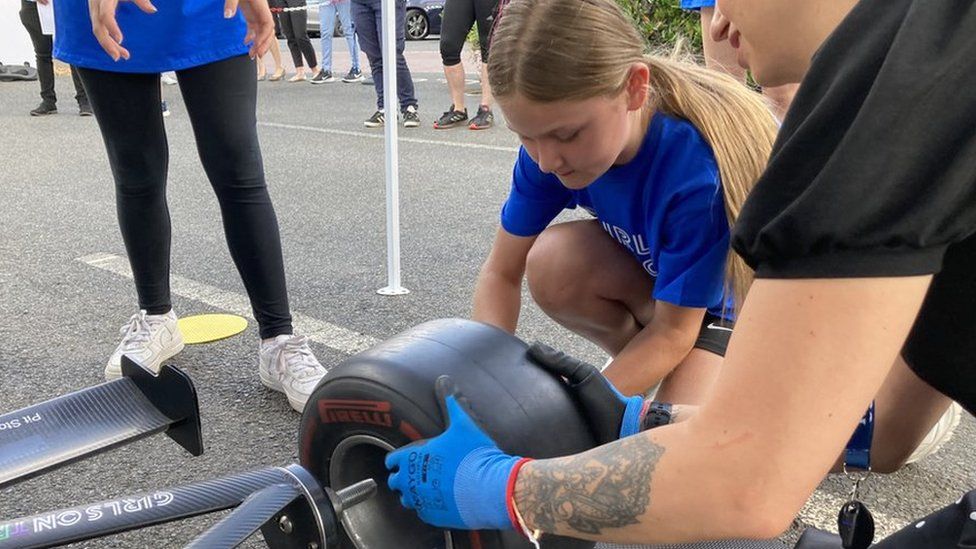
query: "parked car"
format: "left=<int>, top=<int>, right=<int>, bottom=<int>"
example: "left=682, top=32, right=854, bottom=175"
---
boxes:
left=405, top=0, right=443, bottom=40
left=305, top=0, right=442, bottom=40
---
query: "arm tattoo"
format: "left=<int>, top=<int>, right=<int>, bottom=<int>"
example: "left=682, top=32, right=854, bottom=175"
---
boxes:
left=514, top=435, right=664, bottom=536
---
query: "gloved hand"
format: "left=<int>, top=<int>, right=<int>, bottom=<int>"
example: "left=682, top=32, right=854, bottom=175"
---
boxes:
left=527, top=341, right=646, bottom=444
left=385, top=376, right=529, bottom=530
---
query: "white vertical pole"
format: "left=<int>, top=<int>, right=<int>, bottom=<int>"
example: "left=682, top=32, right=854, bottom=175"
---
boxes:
left=376, top=0, right=409, bottom=296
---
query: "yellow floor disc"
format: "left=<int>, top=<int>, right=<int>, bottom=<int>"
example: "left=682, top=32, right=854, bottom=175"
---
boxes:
left=177, top=314, right=248, bottom=344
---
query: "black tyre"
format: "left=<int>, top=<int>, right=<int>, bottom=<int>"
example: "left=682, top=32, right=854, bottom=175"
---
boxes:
left=406, top=9, right=429, bottom=40
left=299, top=318, right=597, bottom=549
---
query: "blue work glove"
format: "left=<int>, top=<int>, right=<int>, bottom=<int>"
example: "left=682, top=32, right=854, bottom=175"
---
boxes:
left=385, top=376, right=529, bottom=531
left=527, top=342, right=646, bottom=443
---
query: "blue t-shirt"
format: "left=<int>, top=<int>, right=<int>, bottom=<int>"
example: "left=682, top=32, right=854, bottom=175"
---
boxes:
left=53, top=1, right=249, bottom=73
left=501, top=112, right=734, bottom=319
left=679, top=0, right=715, bottom=10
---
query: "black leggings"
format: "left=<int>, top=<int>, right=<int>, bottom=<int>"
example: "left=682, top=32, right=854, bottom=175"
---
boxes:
left=77, top=55, right=293, bottom=339
left=276, top=0, right=318, bottom=69
left=439, top=0, right=498, bottom=65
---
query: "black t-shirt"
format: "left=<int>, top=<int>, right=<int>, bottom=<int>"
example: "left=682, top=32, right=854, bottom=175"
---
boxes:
left=731, top=0, right=976, bottom=413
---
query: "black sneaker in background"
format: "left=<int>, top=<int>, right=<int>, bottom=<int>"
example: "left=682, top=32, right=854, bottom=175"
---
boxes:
left=310, top=70, right=335, bottom=84
left=30, top=102, right=57, bottom=116
left=433, top=105, right=468, bottom=129
left=402, top=105, right=420, bottom=128
left=342, top=68, right=364, bottom=83
left=365, top=110, right=385, bottom=128
left=79, top=103, right=94, bottom=117
left=469, top=105, right=494, bottom=130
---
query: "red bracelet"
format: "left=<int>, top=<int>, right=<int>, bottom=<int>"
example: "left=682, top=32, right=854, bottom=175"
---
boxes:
left=505, top=457, right=534, bottom=532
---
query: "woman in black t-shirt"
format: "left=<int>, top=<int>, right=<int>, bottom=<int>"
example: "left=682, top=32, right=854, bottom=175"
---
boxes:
left=380, top=0, right=976, bottom=545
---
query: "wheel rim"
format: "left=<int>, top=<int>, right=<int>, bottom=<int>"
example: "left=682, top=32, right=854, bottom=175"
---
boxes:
left=329, top=434, right=452, bottom=549
left=407, top=12, right=428, bottom=39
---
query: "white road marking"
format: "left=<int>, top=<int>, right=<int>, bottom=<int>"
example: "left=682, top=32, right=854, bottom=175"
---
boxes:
left=77, top=253, right=380, bottom=355
left=258, top=121, right=519, bottom=153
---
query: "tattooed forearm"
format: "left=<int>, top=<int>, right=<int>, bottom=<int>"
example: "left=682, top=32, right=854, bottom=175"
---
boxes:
left=514, top=434, right=664, bottom=536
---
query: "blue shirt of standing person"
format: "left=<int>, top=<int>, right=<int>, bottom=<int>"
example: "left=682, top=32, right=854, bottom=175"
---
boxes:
left=54, top=0, right=250, bottom=73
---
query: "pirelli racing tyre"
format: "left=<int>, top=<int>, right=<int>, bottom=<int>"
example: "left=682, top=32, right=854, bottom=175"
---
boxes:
left=299, top=318, right=598, bottom=549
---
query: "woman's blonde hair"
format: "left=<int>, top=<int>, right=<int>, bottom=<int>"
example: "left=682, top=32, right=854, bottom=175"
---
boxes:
left=488, top=0, right=777, bottom=310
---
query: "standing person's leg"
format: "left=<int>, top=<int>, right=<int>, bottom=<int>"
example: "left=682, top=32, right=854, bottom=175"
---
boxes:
left=466, top=64, right=494, bottom=129
left=368, top=0, right=385, bottom=105
left=175, top=56, right=292, bottom=340
left=278, top=4, right=305, bottom=76
left=269, top=33, right=284, bottom=73
left=76, top=68, right=184, bottom=379
left=254, top=33, right=285, bottom=81
left=313, top=3, right=338, bottom=81
left=69, top=66, right=91, bottom=115
left=435, top=0, right=474, bottom=128
left=285, top=0, right=318, bottom=77
left=175, top=55, right=327, bottom=412
left=336, top=0, right=363, bottom=81
left=352, top=0, right=386, bottom=124
left=19, top=0, right=57, bottom=115
left=468, top=0, right=498, bottom=129
left=265, top=9, right=287, bottom=80
left=393, top=0, right=419, bottom=126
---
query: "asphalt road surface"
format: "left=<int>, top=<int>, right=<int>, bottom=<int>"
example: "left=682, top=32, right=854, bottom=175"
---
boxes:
left=1, top=39, right=972, bottom=548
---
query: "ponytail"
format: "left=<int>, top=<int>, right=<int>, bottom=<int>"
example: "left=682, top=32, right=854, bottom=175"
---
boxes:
left=643, top=55, right=777, bottom=310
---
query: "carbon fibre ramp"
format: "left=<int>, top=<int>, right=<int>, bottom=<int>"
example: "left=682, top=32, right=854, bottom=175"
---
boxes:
left=0, top=359, right=202, bottom=489
left=0, top=468, right=287, bottom=549
left=185, top=482, right=302, bottom=548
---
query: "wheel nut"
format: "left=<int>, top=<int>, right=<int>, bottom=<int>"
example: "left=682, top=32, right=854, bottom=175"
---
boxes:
left=278, top=515, right=294, bottom=534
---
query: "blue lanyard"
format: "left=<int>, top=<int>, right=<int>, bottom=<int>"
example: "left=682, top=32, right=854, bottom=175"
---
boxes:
left=844, top=402, right=875, bottom=471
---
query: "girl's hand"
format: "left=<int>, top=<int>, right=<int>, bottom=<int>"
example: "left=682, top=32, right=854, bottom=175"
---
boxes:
left=527, top=342, right=646, bottom=444
left=88, top=0, right=157, bottom=61
left=224, top=0, right=275, bottom=58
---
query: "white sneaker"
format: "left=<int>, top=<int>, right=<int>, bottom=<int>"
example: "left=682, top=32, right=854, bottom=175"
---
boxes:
left=258, top=334, right=328, bottom=412
left=906, top=402, right=963, bottom=464
left=105, top=310, right=184, bottom=380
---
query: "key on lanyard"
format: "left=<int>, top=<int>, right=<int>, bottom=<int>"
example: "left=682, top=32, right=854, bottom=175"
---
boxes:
left=838, top=402, right=875, bottom=549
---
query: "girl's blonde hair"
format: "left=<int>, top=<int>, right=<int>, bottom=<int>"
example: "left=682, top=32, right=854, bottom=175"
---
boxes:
left=488, top=0, right=777, bottom=310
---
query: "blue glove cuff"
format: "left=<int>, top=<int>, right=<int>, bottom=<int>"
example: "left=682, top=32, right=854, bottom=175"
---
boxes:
left=455, top=447, right=521, bottom=530
left=619, top=395, right=646, bottom=438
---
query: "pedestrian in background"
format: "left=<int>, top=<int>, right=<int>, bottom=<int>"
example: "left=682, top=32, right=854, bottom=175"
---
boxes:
left=19, top=0, right=90, bottom=116
left=310, top=0, right=364, bottom=83
left=433, top=0, right=497, bottom=129
left=351, top=0, right=420, bottom=127
left=272, top=0, right=320, bottom=81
